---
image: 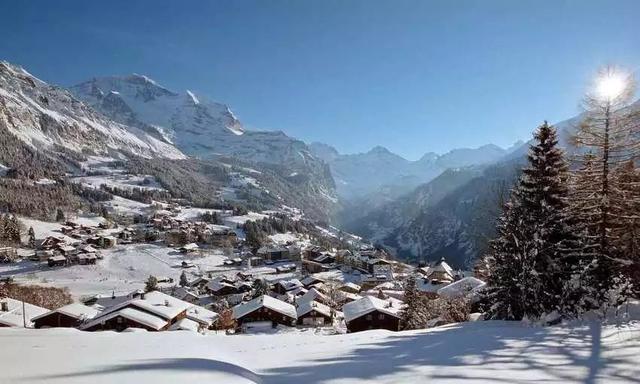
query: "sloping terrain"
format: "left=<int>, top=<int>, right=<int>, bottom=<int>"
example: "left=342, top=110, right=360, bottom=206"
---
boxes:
left=2, top=320, right=639, bottom=383
left=0, top=62, right=185, bottom=161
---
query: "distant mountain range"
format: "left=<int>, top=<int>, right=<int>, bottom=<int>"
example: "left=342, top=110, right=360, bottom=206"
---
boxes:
left=310, top=141, right=521, bottom=200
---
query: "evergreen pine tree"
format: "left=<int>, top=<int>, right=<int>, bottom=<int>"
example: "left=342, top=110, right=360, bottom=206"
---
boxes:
left=27, top=226, right=36, bottom=248
left=485, top=122, right=574, bottom=320
left=55, top=208, right=65, bottom=222
left=179, top=271, right=189, bottom=287
left=145, top=275, right=158, bottom=292
left=400, top=273, right=426, bottom=330
left=252, top=278, right=269, bottom=299
left=611, top=160, right=640, bottom=295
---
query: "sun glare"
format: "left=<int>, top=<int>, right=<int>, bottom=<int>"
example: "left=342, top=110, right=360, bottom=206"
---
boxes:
left=595, top=69, right=628, bottom=101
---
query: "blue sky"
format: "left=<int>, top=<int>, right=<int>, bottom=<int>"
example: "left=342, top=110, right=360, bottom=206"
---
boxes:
left=1, top=0, right=639, bottom=160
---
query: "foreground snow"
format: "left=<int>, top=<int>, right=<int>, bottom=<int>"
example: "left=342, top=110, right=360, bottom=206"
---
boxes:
left=2, top=321, right=639, bottom=383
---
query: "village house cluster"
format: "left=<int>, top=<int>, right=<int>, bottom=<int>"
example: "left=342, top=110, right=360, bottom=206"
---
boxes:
left=1, top=201, right=485, bottom=334
left=1, top=246, right=485, bottom=334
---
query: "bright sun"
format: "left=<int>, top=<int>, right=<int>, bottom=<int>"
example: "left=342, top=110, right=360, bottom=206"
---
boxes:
left=595, top=70, right=628, bottom=101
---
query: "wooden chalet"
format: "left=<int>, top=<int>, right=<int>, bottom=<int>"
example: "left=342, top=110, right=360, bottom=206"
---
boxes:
left=32, top=303, right=100, bottom=328
left=39, top=236, right=65, bottom=250
left=343, top=296, right=403, bottom=333
left=232, top=295, right=297, bottom=328
left=296, top=300, right=333, bottom=326
left=273, top=279, right=303, bottom=295
left=81, top=291, right=191, bottom=332
left=47, top=255, right=67, bottom=267
left=257, top=245, right=290, bottom=262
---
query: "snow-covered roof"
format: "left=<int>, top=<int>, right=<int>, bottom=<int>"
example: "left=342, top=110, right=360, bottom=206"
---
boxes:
left=300, top=275, right=326, bottom=286
left=169, top=317, right=200, bottom=332
left=437, top=277, right=486, bottom=299
left=180, top=243, right=199, bottom=250
left=186, top=306, right=218, bottom=326
left=296, top=300, right=332, bottom=318
left=81, top=307, right=167, bottom=331
left=340, top=282, right=361, bottom=292
left=417, top=279, right=449, bottom=293
left=92, top=291, right=191, bottom=322
left=276, top=279, right=303, bottom=291
left=32, top=303, right=100, bottom=322
left=206, top=280, right=235, bottom=293
left=342, top=296, right=402, bottom=323
left=0, top=298, right=49, bottom=327
left=85, top=291, right=140, bottom=311
left=298, top=287, right=329, bottom=305
left=335, top=291, right=362, bottom=303
left=48, top=255, right=66, bottom=262
left=233, top=295, right=297, bottom=320
left=431, top=258, right=454, bottom=278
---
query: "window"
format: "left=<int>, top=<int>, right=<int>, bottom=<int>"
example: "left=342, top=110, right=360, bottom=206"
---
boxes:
left=378, top=314, right=385, bottom=320
left=366, top=314, right=372, bottom=320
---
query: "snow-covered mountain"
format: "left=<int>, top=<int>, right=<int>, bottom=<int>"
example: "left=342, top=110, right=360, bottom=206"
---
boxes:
left=71, top=75, right=319, bottom=169
left=0, top=62, right=185, bottom=160
left=310, top=142, right=513, bottom=200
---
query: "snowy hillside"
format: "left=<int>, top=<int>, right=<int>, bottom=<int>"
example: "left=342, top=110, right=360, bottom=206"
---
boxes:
left=71, top=75, right=321, bottom=169
left=0, top=62, right=185, bottom=160
left=2, top=320, right=639, bottom=383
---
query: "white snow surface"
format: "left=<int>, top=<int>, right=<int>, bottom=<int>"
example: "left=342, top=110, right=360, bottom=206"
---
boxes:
left=2, top=321, right=640, bottom=383
left=0, top=298, right=48, bottom=327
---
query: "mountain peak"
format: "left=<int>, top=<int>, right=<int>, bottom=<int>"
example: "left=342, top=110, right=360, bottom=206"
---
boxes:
left=368, top=145, right=393, bottom=155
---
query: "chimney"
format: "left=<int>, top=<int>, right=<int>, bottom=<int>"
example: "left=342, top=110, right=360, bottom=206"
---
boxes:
left=1, top=301, right=8, bottom=312
left=164, top=299, right=170, bottom=306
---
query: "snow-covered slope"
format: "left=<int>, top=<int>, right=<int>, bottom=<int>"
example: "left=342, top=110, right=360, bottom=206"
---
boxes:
left=2, top=320, right=639, bottom=383
left=311, top=142, right=511, bottom=200
left=0, top=62, right=185, bottom=160
left=71, top=76, right=318, bottom=168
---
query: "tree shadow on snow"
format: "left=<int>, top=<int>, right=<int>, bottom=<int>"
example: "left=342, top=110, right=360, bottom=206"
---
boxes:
left=261, top=321, right=639, bottom=384
left=25, top=358, right=264, bottom=384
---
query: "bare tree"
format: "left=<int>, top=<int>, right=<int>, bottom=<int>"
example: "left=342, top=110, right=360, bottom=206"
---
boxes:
left=569, top=65, right=640, bottom=302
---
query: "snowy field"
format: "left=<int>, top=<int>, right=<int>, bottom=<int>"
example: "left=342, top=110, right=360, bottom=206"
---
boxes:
left=0, top=243, right=230, bottom=298
left=1, top=321, right=639, bottom=383
left=71, top=174, right=165, bottom=191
